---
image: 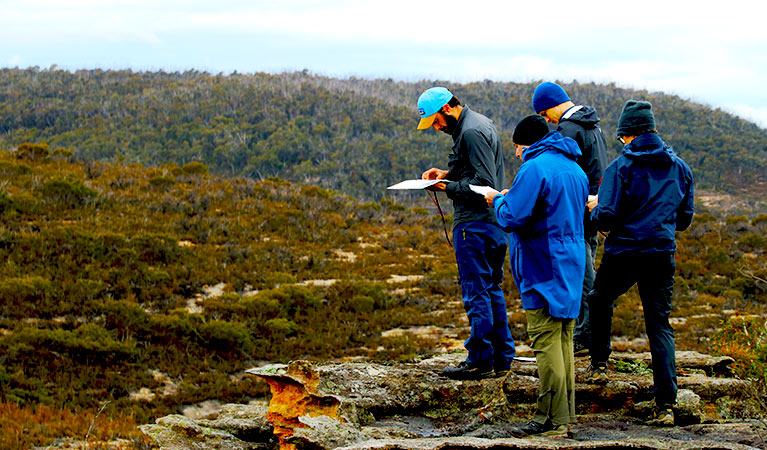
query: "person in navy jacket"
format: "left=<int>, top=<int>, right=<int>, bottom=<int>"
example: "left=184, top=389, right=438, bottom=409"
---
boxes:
left=586, top=100, right=694, bottom=427
left=483, top=115, right=588, bottom=437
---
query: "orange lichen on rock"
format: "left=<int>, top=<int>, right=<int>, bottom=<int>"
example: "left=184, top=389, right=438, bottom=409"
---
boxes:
left=255, top=361, right=341, bottom=450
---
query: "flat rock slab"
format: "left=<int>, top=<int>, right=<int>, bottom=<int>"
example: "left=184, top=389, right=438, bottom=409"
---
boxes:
left=340, top=420, right=765, bottom=450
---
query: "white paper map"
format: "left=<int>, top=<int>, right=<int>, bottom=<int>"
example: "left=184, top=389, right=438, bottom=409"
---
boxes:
left=387, top=179, right=451, bottom=190
left=469, top=185, right=495, bottom=196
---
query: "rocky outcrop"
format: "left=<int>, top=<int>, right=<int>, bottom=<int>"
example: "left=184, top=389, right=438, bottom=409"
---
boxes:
left=142, top=352, right=766, bottom=450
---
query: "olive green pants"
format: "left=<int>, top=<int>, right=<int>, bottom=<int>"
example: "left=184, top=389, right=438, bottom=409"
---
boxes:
left=526, top=307, right=576, bottom=427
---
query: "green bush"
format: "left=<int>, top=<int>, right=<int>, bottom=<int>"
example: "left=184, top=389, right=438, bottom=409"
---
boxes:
left=38, top=177, right=97, bottom=208
left=15, top=142, right=50, bottom=161
left=131, top=233, right=181, bottom=264
left=264, top=318, right=299, bottom=338
left=0, top=160, right=32, bottom=175
left=181, top=161, right=209, bottom=175
left=11, top=323, right=136, bottom=365
left=712, top=316, right=767, bottom=387
left=0, top=190, right=11, bottom=215
left=0, top=277, right=54, bottom=319
left=149, top=175, right=176, bottom=191
left=199, top=320, right=253, bottom=353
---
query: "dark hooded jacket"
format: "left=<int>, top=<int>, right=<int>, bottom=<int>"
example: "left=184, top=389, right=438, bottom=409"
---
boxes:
left=557, top=105, right=608, bottom=196
left=445, top=107, right=505, bottom=227
left=493, top=131, right=588, bottom=319
left=591, top=132, right=694, bottom=255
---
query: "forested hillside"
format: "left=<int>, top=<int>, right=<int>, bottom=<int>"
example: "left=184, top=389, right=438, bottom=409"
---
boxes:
left=1, top=68, right=766, bottom=199
left=0, top=148, right=766, bottom=449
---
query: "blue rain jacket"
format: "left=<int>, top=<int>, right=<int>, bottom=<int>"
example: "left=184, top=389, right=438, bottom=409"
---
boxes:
left=492, top=131, right=589, bottom=319
left=592, top=133, right=694, bottom=255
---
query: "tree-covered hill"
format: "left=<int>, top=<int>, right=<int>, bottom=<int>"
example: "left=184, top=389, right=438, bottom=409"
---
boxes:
left=1, top=68, right=766, bottom=199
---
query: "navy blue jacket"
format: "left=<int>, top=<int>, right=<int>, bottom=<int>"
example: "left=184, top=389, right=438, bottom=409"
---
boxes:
left=445, top=108, right=505, bottom=228
left=592, top=133, right=694, bottom=255
left=493, top=131, right=588, bottom=319
left=558, top=105, right=608, bottom=196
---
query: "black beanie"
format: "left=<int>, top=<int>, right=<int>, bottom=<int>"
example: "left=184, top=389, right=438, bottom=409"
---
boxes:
left=616, top=100, right=656, bottom=136
left=513, top=115, right=550, bottom=146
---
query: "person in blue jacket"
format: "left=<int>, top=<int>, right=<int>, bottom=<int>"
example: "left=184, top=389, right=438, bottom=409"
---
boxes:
left=532, top=82, right=608, bottom=357
left=483, top=115, right=588, bottom=437
left=586, top=100, right=694, bottom=427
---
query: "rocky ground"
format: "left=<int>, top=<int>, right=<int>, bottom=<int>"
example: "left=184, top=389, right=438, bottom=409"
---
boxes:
left=140, top=351, right=767, bottom=450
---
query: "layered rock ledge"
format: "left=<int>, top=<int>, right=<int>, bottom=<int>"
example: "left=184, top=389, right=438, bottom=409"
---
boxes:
left=141, top=352, right=766, bottom=450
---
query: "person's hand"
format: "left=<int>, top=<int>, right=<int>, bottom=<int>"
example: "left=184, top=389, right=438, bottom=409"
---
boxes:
left=483, top=188, right=500, bottom=206
left=500, top=189, right=509, bottom=196
left=422, top=168, right=448, bottom=180
left=587, top=195, right=598, bottom=211
left=425, top=182, right=447, bottom=191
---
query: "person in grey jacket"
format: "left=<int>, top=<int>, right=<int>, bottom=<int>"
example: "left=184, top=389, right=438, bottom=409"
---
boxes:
left=533, top=82, right=608, bottom=356
left=418, top=87, right=515, bottom=380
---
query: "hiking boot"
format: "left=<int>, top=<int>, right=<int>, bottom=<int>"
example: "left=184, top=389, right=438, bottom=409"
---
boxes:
left=511, top=420, right=569, bottom=437
left=442, top=362, right=494, bottom=380
left=586, top=363, right=608, bottom=384
left=573, top=340, right=589, bottom=357
left=647, top=408, right=675, bottom=427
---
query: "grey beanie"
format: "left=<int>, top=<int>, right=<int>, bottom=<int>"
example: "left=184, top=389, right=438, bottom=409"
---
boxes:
left=616, top=100, right=656, bottom=136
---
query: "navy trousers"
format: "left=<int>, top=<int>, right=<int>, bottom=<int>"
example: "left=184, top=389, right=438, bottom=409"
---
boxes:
left=454, top=221, right=516, bottom=370
left=574, top=230, right=598, bottom=345
left=588, top=251, right=677, bottom=408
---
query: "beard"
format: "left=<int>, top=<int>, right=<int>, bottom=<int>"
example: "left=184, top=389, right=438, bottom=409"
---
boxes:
left=440, top=113, right=458, bottom=135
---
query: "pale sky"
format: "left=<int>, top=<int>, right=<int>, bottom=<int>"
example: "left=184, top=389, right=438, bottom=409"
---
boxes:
left=2, top=0, right=767, bottom=128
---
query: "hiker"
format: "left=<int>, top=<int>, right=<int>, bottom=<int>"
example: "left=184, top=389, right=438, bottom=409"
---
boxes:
left=483, top=115, right=588, bottom=437
left=417, top=86, right=515, bottom=380
left=532, top=82, right=608, bottom=356
left=585, top=100, right=694, bottom=427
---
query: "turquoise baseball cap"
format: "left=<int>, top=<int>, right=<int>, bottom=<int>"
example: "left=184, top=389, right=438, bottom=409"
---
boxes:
left=417, top=87, right=453, bottom=130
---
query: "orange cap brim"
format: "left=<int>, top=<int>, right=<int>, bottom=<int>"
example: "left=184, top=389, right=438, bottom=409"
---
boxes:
left=417, top=113, right=437, bottom=130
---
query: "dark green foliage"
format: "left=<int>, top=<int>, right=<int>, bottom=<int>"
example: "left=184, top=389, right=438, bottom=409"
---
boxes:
left=0, top=277, right=54, bottom=319
left=0, top=190, right=11, bottom=215
left=15, top=142, right=50, bottom=161
left=1, top=68, right=765, bottom=201
left=38, top=176, right=97, bottom=208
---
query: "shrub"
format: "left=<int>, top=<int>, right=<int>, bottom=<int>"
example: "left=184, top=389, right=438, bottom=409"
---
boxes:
left=10, top=324, right=136, bottom=365
left=51, top=147, right=74, bottom=161
left=131, top=233, right=181, bottom=264
left=0, top=161, right=32, bottom=175
left=149, top=175, right=176, bottom=191
left=0, top=191, right=11, bottom=215
left=199, top=320, right=253, bottom=353
left=0, top=277, right=54, bottom=319
left=38, top=177, right=97, bottom=209
left=712, top=316, right=767, bottom=387
left=15, top=142, right=50, bottom=161
left=264, top=318, right=299, bottom=338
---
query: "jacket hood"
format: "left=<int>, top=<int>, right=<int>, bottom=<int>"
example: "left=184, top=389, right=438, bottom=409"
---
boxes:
left=523, top=130, right=582, bottom=162
left=622, top=133, right=675, bottom=165
left=560, top=105, right=600, bottom=128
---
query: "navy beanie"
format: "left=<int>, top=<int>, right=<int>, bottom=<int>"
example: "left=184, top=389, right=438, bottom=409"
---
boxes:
left=513, top=115, right=550, bottom=146
left=532, top=82, right=571, bottom=113
left=616, top=100, right=656, bottom=136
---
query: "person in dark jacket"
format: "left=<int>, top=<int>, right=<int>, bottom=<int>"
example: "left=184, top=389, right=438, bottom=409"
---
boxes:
left=483, top=115, right=588, bottom=437
left=417, top=87, right=515, bottom=380
left=586, top=100, right=694, bottom=427
left=533, top=82, right=608, bottom=356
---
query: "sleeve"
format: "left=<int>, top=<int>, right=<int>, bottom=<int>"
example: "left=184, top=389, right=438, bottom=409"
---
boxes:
left=590, top=161, right=622, bottom=232
left=676, top=165, right=695, bottom=231
left=492, top=162, right=542, bottom=230
left=445, top=129, right=498, bottom=202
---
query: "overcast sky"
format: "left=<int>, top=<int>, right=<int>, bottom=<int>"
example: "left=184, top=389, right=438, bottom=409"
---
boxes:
left=2, top=0, right=767, bottom=128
